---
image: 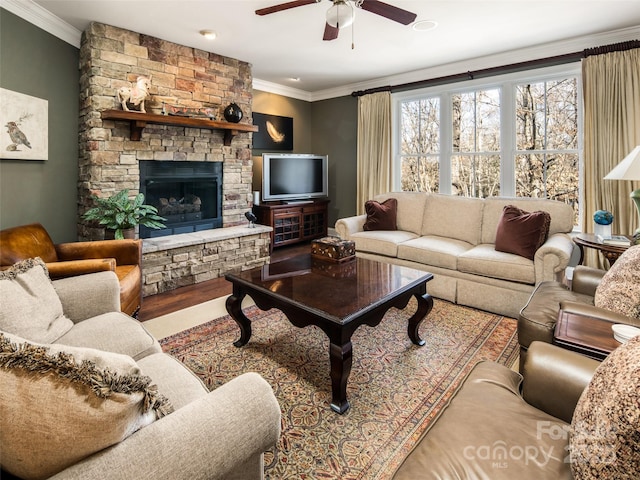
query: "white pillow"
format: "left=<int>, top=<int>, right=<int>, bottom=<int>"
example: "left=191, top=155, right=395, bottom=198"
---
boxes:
left=0, top=257, right=73, bottom=342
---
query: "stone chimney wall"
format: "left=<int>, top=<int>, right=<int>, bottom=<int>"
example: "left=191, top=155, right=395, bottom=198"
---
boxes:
left=77, top=22, right=254, bottom=240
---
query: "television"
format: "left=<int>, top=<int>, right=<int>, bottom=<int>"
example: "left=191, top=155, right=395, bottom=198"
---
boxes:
left=261, top=153, right=328, bottom=202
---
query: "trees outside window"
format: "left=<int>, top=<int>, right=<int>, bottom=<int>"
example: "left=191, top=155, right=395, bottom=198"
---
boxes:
left=515, top=78, right=579, bottom=222
left=394, top=66, right=581, bottom=226
left=399, top=97, right=440, bottom=192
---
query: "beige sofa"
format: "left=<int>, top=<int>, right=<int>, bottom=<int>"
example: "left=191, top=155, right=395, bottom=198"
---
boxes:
left=0, top=264, right=281, bottom=480
left=335, top=193, right=575, bottom=317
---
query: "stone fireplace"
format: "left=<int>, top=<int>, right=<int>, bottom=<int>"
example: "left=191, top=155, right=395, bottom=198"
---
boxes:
left=77, top=22, right=270, bottom=295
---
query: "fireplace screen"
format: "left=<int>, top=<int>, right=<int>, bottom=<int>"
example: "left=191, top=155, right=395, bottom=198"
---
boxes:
left=140, top=160, right=222, bottom=238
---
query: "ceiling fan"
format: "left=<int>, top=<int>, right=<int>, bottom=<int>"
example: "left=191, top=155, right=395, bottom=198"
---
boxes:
left=255, top=0, right=417, bottom=41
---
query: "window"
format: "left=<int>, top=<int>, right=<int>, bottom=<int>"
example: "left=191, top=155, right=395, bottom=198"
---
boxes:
left=514, top=79, right=579, bottom=212
left=399, top=97, right=440, bottom=192
left=393, top=65, right=582, bottom=226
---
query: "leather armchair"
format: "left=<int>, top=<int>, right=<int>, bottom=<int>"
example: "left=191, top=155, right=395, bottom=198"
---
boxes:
left=392, top=341, right=600, bottom=479
left=0, top=223, right=142, bottom=316
left=518, top=265, right=640, bottom=370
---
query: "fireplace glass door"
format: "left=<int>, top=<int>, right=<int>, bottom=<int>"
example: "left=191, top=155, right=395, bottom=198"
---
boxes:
left=140, top=161, right=223, bottom=238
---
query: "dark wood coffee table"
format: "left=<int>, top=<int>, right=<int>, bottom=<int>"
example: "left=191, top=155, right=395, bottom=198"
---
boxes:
left=553, top=309, right=621, bottom=361
left=225, top=254, right=434, bottom=414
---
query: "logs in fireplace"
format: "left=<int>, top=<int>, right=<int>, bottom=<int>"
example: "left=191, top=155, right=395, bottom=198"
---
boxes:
left=139, top=160, right=222, bottom=238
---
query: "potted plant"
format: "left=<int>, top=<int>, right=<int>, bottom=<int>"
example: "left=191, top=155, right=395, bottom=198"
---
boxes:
left=83, top=189, right=166, bottom=239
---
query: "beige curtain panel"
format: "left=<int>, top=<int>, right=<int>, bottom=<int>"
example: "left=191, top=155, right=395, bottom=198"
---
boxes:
left=356, top=91, right=392, bottom=215
left=582, top=47, right=640, bottom=267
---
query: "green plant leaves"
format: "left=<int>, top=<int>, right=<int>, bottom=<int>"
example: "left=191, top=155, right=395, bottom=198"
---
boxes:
left=82, top=189, right=166, bottom=238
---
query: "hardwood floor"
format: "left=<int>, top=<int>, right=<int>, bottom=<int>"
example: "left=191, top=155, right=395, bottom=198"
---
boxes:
left=138, top=242, right=311, bottom=321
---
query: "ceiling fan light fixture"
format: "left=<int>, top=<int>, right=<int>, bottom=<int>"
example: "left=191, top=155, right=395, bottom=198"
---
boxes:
left=412, top=20, right=438, bottom=32
left=326, top=0, right=355, bottom=29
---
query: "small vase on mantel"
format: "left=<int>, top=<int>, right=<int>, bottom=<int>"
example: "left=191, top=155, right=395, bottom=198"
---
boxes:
left=223, top=103, right=243, bottom=123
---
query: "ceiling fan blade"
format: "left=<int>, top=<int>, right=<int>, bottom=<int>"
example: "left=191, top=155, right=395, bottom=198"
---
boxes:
left=323, top=23, right=339, bottom=41
left=256, top=0, right=319, bottom=16
left=359, top=0, right=417, bottom=25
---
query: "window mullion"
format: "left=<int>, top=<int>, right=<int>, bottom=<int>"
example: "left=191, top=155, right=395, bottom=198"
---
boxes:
left=501, top=84, right=515, bottom=196
left=440, top=92, right=452, bottom=194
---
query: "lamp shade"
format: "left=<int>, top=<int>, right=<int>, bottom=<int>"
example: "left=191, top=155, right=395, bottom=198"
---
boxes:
left=326, top=0, right=355, bottom=29
left=604, top=146, right=640, bottom=180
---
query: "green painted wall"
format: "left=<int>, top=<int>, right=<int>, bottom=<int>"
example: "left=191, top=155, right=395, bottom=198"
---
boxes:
left=312, top=96, right=358, bottom=225
left=0, top=9, right=80, bottom=242
left=253, top=90, right=358, bottom=226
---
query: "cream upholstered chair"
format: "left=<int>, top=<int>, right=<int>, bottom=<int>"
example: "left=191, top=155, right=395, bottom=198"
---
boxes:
left=0, top=260, right=281, bottom=479
left=0, top=223, right=142, bottom=316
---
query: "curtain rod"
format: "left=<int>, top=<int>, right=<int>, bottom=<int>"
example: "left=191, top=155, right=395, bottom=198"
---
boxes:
left=351, top=39, right=640, bottom=97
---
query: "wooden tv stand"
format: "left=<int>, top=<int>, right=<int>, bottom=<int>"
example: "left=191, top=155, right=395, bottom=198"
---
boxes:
left=252, top=199, right=329, bottom=251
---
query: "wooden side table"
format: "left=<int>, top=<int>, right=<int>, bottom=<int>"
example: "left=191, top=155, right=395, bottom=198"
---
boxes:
left=553, top=309, right=621, bottom=361
left=573, top=233, right=631, bottom=267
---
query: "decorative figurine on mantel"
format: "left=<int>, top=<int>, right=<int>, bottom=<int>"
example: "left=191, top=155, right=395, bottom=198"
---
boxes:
left=245, top=211, right=257, bottom=228
left=117, top=76, right=152, bottom=113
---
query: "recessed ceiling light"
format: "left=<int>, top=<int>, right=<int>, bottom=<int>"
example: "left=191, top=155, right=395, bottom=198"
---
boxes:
left=290, top=77, right=301, bottom=82
left=200, top=30, right=217, bottom=40
left=412, top=20, right=438, bottom=32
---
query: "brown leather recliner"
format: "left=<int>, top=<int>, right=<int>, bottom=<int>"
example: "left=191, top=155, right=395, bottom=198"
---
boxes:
left=518, top=264, right=640, bottom=370
left=0, top=223, right=142, bottom=317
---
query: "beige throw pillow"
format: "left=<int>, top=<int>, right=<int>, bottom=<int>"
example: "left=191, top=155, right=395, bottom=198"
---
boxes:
left=0, top=332, right=173, bottom=480
left=0, top=257, right=73, bottom=343
left=594, top=245, right=640, bottom=319
left=570, top=335, right=640, bottom=478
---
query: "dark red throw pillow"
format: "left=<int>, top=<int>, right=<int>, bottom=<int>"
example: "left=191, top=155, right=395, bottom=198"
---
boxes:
left=494, top=205, right=551, bottom=260
left=363, top=198, right=398, bottom=231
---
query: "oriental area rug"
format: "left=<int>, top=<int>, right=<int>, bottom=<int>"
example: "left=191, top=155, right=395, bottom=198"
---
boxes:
left=160, top=298, right=518, bottom=479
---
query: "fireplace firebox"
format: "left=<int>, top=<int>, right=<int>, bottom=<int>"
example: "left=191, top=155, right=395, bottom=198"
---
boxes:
left=140, top=161, right=223, bottom=238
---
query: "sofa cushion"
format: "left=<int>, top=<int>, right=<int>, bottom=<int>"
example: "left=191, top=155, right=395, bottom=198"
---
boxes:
left=421, top=194, right=484, bottom=245
left=495, top=205, right=551, bottom=260
left=0, top=257, right=73, bottom=343
left=364, top=198, right=397, bottom=231
left=482, top=197, right=573, bottom=244
left=594, top=245, right=640, bottom=319
left=351, top=230, right=420, bottom=257
left=398, top=236, right=472, bottom=270
left=0, top=332, right=173, bottom=480
left=55, top=311, right=162, bottom=361
left=393, top=361, right=572, bottom=479
left=570, top=335, right=640, bottom=479
left=458, top=244, right=536, bottom=284
left=137, top=353, right=209, bottom=410
left=374, top=192, right=428, bottom=234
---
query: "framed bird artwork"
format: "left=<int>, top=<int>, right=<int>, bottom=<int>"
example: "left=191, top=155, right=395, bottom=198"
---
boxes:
left=0, top=88, right=48, bottom=160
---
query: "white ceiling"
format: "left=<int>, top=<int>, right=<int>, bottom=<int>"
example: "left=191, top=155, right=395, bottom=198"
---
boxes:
left=8, top=0, right=640, bottom=99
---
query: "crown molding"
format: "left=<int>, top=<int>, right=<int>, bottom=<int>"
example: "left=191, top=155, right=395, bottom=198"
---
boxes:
left=1, top=0, right=82, bottom=47
left=252, top=78, right=313, bottom=102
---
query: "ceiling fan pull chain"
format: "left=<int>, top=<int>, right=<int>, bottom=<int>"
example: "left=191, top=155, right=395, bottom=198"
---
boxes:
left=352, top=18, right=355, bottom=49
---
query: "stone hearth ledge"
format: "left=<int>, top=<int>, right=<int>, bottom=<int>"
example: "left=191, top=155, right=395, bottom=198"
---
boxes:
left=141, top=225, right=272, bottom=296
left=142, top=225, right=272, bottom=253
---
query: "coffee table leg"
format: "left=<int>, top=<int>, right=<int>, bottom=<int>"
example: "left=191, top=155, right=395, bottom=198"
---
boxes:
left=407, top=293, right=434, bottom=346
left=329, top=340, right=353, bottom=414
left=225, top=290, right=252, bottom=347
